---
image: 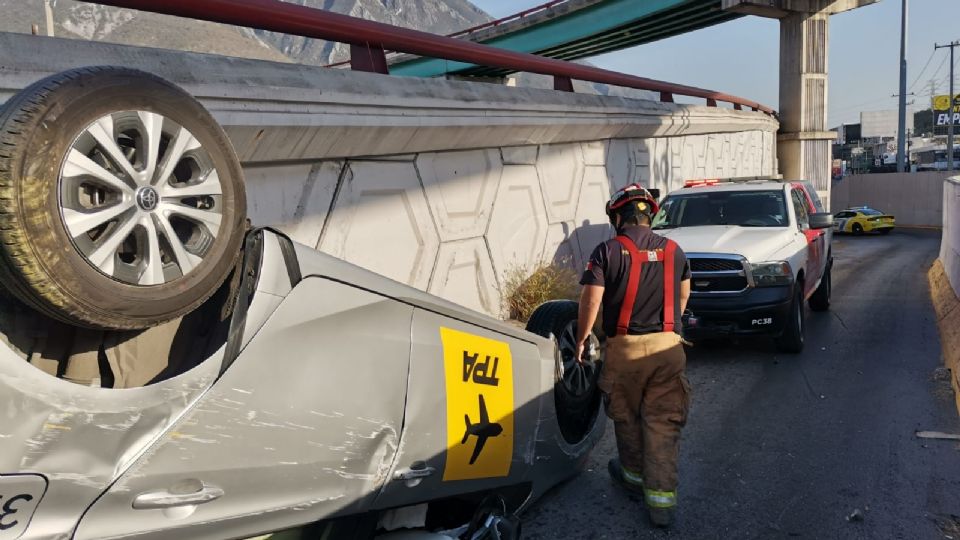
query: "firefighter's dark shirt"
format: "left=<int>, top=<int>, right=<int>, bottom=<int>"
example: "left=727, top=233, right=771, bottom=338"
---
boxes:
left=580, top=225, right=691, bottom=336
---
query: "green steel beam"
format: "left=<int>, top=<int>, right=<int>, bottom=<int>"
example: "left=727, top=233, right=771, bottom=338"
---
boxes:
left=458, top=2, right=734, bottom=77
left=391, top=0, right=702, bottom=77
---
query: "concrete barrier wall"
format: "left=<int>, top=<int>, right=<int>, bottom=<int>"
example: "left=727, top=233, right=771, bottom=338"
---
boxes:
left=0, top=33, right=778, bottom=318
left=943, top=176, right=960, bottom=298
left=830, top=172, right=947, bottom=227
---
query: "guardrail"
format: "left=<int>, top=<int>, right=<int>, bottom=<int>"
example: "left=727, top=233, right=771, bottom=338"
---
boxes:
left=88, top=0, right=775, bottom=115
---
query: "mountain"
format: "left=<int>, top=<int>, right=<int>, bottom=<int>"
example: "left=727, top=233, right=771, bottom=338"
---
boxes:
left=0, top=1, right=291, bottom=62
left=0, top=0, right=490, bottom=66
left=253, top=0, right=492, bottom=65
left=0, top=1, right=655, bottom=100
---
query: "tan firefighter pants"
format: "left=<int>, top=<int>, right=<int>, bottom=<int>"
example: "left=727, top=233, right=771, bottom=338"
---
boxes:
left=600, top=331, right=691, bottom=508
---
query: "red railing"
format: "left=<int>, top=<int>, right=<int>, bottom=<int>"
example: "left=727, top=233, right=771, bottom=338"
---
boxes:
left=88, top=0, right=775, bottom=115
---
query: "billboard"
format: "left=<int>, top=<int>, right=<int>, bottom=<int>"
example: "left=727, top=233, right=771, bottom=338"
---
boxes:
left=860, top=110, right=911, bottom=138
left=933, top=94, right=960, bottom=126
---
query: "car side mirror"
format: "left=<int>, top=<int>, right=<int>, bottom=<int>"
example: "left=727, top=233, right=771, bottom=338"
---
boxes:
left=809, top=213, right=834, bottom=230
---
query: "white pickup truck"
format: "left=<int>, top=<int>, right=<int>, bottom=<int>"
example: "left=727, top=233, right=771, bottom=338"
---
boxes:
left=652, top=179, right=834, bottom=353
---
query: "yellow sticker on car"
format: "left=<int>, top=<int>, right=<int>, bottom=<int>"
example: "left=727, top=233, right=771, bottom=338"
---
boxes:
left=439, top=327, right=514, bottom=482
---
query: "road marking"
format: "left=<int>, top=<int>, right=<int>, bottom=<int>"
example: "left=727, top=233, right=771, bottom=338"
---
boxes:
left=440, top=327, right=514, bottom=481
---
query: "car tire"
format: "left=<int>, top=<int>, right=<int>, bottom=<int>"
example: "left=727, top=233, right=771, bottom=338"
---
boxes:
left=526, top=300, right=601, bottom=444
left=809, top=264, right=831, bottom=312
left=852, top=223, right=864, bottom=236
left=0, top=67, right=246, bottom=330
left=880, top=228, right=892, bottom=235
left=775, top=287, right=805, bottom=353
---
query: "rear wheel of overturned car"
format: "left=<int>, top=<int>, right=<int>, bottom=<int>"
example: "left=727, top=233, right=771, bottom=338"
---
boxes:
left=526, top=300, right=602, bottom=445
left=775, top=287, right=805, bottom=354
left=809, top=264, right=831, bottom=312
left=0, top=67, right=246, bottom=330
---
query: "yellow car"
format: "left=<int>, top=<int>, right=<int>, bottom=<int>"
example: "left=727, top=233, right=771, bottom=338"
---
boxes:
left=833, top=206, right=896, bottom=235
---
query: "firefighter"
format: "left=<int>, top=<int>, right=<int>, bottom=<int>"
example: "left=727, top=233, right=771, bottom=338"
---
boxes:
left=574, top=183, right=692, bottom=528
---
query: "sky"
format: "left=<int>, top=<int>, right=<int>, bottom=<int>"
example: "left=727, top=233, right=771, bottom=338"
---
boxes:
left=471, top=0, right=960, bottom=127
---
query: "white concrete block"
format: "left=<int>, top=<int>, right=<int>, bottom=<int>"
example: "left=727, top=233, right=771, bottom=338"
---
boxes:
left=500, top=145, right=539, bottom=165
left=537, top=142, right=586, bottom=224
left=581, top=140, right=608, bottom=166
left=573, top=166, right=615, bottom=268
left=242, top=161, right=342, bottom=248
left=486, top=165, right=549, bottom=280
left=319, top=161, right=439, bottom=289
left=417, top=149, right=502, bottom=241
left=429, top=238, right=500, bottom=318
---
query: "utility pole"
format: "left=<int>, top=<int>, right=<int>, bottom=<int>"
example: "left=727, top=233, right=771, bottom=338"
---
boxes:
left=896, top=0, right=908, bottom=172
left=935, top=40, right=959, bottom=171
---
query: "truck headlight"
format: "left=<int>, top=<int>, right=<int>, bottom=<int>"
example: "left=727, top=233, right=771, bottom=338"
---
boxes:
left=749, top=261, right=794, bottom=287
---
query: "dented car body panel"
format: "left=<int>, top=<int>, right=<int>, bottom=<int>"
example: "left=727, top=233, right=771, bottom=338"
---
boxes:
left=2, top=230, right=604, bottom=540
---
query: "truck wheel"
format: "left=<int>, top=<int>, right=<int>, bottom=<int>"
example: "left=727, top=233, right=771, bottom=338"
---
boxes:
left=526, top=300, right=601, bottom=444
left=0, top=67, right=246, bottom=329
left=809, top=264, right=831, bottom=312
left=775, top=288, right=805, bottom=353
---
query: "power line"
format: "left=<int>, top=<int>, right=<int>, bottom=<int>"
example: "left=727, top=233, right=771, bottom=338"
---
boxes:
left=908, top=48, right=936, bottom=92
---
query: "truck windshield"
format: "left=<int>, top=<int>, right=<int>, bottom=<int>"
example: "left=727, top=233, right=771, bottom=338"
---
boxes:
left=652, top=190, right=788, bottom=229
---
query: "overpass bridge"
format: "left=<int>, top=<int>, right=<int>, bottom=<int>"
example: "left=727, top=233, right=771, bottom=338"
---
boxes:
left=389, top=0, right=744, bottom=78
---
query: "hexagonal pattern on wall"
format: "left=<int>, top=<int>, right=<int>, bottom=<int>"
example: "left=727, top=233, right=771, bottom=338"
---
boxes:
left=243, top=161, right=343, bottom=248
left=318, top=161, right=439, bottom=289
left=486, top=165, right=549, bottom=282
left=418, top=149, right=502, bottom=241
left=572, top=166, right=614, bottom=268
left=429, top=237, right=500, bottom=318
left=536, top=142, right=586, bottom=224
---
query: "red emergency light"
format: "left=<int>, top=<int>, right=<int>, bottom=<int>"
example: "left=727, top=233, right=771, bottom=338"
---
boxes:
left=683, top=179, right=721, bottom=188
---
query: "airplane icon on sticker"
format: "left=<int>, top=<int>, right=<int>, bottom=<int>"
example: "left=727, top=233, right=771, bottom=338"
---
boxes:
left=461, top=394, right=503, bottom=465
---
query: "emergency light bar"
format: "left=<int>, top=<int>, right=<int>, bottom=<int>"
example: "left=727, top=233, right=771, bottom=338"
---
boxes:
left=683, top=175, right=785, bottom=188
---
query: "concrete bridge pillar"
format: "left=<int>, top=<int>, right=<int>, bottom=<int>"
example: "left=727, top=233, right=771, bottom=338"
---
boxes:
left=724, top=0, right=877, bottom=209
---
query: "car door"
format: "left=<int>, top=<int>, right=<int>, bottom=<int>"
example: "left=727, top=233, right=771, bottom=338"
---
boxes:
left=0, top=317, right=225, bottom=540
left=790, top=188, right=822, bottom=297
left=74, top=277, right=412, bottom=540
left=373, top=309, right=542, bottom=510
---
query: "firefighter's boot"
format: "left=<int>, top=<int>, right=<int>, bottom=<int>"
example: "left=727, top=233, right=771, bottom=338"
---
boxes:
left=648, top=507, right=675, bottom=528
left=607, top=458, right=644, bottom=496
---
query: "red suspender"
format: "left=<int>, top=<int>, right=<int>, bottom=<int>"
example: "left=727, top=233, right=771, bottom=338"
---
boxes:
left=612, top=236, right=677, bottom=335
left=662, top=240, right=678, bottom=333
left=614, top=236, right=642, bottom=336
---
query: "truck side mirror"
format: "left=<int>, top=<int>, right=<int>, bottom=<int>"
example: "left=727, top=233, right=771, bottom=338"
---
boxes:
left=809, top=213, right=834, bottom=230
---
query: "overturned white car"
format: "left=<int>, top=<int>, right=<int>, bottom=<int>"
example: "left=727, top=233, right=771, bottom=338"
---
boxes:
left=0, top=67, right=603, bottom=540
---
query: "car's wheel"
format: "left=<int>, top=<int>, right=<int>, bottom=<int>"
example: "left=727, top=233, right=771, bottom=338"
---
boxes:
left=880, top=228, right=892, bottom=235
left=0, top=67, right=246, bottom=330
left=526, top=300, right=601, bottom=444
left=809, top=263, right=831, bottom=312
left=852, top=223, right=864, bottom=235
left=775, top=287, right=805, bottom=353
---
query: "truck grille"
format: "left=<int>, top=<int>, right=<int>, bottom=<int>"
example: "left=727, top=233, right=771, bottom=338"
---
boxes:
left=689, top=257, right=748, bottom=293
left=690, top=258, right=743, bottom=272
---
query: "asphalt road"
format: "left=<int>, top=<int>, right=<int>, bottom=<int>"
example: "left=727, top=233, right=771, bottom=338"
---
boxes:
left=523, top=229, right=960, bottom=540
